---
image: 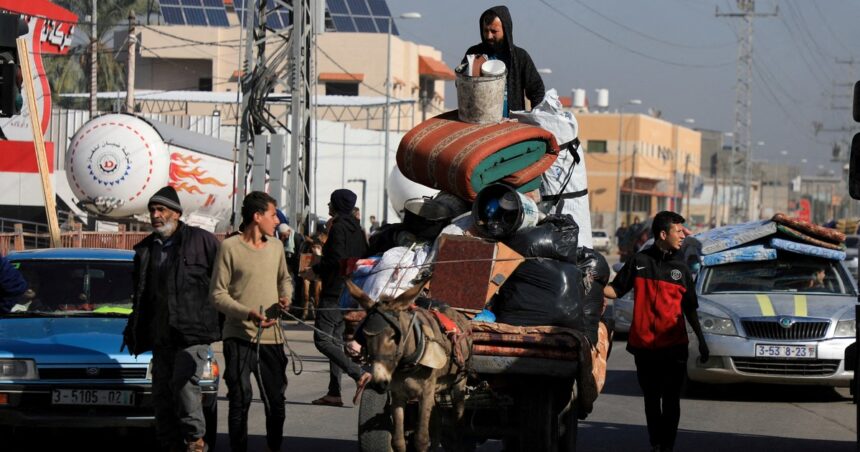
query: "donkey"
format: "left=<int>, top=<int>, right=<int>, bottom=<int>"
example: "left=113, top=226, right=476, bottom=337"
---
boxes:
left=346, top=280, right=472, bottom=452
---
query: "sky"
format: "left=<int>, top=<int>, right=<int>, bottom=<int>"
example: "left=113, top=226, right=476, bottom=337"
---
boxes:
left=388, top=0, right=860, bottom=177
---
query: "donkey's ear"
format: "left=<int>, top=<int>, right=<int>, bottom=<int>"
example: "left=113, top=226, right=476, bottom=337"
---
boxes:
left=391, top=279, right=428, bottom=310
left=346, top=280, right=376, bottom=310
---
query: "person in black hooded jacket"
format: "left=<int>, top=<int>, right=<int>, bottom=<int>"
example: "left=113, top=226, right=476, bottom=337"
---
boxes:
left=303, top=189, right=370, bottom=406
left=462, top=5, right=545, bottom=115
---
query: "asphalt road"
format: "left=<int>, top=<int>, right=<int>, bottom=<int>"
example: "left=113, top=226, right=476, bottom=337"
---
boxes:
left=6, top=321, right=857, bottom=451
left=204, top=325, right=858, bottom=452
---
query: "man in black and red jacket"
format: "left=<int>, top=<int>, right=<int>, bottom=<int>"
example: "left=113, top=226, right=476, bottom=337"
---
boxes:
left=604, top=211, right=709, bottom=452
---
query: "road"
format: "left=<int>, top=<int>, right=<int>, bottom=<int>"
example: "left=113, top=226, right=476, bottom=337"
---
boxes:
left=6, top=321, right=857, bottom=451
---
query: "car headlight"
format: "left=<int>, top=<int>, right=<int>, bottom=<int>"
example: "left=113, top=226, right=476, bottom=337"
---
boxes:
left=200, top=359, right=219, bottom=381
left=0, top=359, right=38, bottom=380
left=699, top=311, right=737, bottom=336
left=146, top=361, right=153, bottom=380
left=835, top=319, right=856, bottom=338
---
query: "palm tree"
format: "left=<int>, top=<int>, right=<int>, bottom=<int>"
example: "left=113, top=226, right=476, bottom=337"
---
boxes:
left=44, top=0, right=150, bottom=109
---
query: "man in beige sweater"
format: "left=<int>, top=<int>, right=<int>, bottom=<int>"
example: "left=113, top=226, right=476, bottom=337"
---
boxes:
left=210, top=191, right=293, bottom=452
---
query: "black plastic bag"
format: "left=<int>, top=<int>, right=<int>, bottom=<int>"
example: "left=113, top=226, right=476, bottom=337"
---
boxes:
left=494, top=258, right=585, bottom=331
left=577, top=247, right=609, bottom=344
left=503, top=214, right=579, bottom=264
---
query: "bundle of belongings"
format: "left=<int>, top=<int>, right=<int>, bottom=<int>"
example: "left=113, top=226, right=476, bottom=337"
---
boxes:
left=342, top=90, right=612, bottom=416
left=693, top=213, right=846, bottom=268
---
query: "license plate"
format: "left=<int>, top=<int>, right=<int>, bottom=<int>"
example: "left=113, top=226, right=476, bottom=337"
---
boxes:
left=754, top=344, right=817, bottom=359
left=51, top=389, right=135, bottom=406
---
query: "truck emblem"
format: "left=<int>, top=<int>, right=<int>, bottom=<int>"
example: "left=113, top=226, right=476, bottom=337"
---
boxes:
left=86, top=367, right=100, bottom=376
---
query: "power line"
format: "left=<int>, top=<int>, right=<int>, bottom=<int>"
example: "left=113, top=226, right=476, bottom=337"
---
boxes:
left=571, top=0, right=734, bottom=50
left=537, top=0, right=734, bottom=69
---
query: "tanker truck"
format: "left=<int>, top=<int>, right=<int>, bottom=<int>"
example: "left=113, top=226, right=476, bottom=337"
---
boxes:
left=66, top=113, right=235, bottom=231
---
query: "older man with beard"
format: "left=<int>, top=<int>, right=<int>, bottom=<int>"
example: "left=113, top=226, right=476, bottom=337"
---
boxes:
left=124, top=186, right=221, bottom=452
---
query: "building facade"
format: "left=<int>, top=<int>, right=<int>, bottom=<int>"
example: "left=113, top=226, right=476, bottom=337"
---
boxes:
left=577, top=112, right=701, bottom=230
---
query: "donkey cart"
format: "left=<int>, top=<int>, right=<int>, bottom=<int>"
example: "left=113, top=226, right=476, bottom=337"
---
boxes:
left=358, top=319, right=591, bottom=452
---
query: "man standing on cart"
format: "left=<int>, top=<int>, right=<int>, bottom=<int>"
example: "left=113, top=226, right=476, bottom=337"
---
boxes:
left=604, top=211, right=709, bottom=452
left=462, top=5, right=545, bottom=116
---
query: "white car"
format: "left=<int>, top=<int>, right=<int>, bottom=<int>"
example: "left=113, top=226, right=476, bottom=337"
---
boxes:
left=592, top=229, right=610, bottom=252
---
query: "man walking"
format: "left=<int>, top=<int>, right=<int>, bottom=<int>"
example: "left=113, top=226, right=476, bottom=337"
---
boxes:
left=125, top=186, right=221, bottom=452
left=210, top=191, right=293, bottom=452
left=604, top=211, right=709, bottom=452
left=304, top=189, right=370, bottom=406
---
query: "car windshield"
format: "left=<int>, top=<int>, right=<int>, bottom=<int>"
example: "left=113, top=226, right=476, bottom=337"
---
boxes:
left=702, top=255, right=854, bottom=295
left=593, top=231, right=607, bottom=237
left=5, top=260, right=133, bottom=316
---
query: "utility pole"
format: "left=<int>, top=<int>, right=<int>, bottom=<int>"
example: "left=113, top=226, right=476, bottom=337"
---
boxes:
left=90, top=0, right=97, bottom=116
left=684, top=153, right=692, bottom=219
left=717, top=0, right=777, bottom=223
left=626, top=145, right=638, bottom=225
left=125, top=11, right=136, bottom=113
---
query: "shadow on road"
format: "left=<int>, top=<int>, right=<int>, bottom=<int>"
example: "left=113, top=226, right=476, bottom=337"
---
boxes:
left=577, top=421, right=854, bottom=452
left=600, top=368, right=850, bottom=403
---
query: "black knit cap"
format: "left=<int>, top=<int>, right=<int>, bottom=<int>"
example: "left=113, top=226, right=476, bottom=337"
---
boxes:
left=148, top=186, right=183, bottom=214
left=330, top=189, right=357, bottom=215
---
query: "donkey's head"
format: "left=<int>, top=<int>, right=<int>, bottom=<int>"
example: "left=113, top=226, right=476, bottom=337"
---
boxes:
left=346, top=280, right=426, bottom=391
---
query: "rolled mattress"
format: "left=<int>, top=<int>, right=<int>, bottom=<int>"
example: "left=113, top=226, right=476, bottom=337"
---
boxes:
left=397, top=111, right=560, bottom=201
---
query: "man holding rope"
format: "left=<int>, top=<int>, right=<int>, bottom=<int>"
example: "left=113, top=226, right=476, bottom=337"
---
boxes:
left=210, top=191, right=293, bottom=452
left=302, top=189, right=371, bottom=407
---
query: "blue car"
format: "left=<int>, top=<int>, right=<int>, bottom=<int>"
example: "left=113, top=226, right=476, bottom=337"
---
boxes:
left=0, top=248, right=219, bottom=443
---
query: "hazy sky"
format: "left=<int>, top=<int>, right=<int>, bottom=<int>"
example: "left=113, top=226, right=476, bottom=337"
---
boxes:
left=389, top=0, right=860, bottom=176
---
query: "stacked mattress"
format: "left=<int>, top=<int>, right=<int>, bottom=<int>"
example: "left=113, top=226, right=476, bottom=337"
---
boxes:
left=396, top=111, right=560, bottom=201
left=696, top=214, right=846, bottom=267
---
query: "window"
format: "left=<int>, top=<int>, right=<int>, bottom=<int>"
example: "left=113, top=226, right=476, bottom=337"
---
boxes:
left=198, top=77, right=213, bottom=91
left=8, top=260, right=134, bottom=314
left=587, top=140, right=607, bottom=153
left=325, top=82, right=359, bottom=96
left=702, top=255, right=853, bottom=295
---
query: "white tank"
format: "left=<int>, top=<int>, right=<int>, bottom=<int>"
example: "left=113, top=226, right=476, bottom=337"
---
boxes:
left=388, top=166, right=438, bottom=220
left=66, top=114, right=234, bottom=225
left=66, top=114, right=171, bottom=217
left=572, top=89, right=586, bottom=108
left=595, top=89, right=609, bottom=109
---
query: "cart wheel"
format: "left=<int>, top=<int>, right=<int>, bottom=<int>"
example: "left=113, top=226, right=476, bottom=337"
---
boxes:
left=558, top=383, right=578, bottom=452
left=358, top=387, right=393, bottom=452
left=518, top=378, right=557, bottom=451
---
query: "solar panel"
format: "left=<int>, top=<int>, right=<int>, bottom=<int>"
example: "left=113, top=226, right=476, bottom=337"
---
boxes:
left=346, top=0, right=369, bottom=15
left=366, top=0, right=389, bottom=16
left=327, top=0, right=348, bottom=15
left=325, top=0, right=398, bottom=34
left=353, top=16, right=376, bottom=33
left=159, top=0, right=231, bottom=27
left=161, top=6, right=185, bottom=24
left=206, top=8, right=230, bottom=26
left=331, top=14, right=355, bottom=32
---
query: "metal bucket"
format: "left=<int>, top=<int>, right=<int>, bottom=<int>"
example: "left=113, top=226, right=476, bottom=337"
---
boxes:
left=455, top=72, right=506, bottom=124
left=472, top=183, right=542, bottom=239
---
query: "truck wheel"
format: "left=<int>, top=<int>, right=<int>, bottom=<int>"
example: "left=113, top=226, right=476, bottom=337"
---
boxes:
left=358, top=388, right=393, bottom=452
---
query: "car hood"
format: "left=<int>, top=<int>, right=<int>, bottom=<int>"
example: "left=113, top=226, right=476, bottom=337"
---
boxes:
left=0, top=317, right=150, bottom=365
left=698, top=292, right=855, bottom=320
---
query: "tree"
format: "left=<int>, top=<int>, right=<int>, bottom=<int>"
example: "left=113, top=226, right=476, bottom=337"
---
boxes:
left=43, top=0, right=149, bottom=109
